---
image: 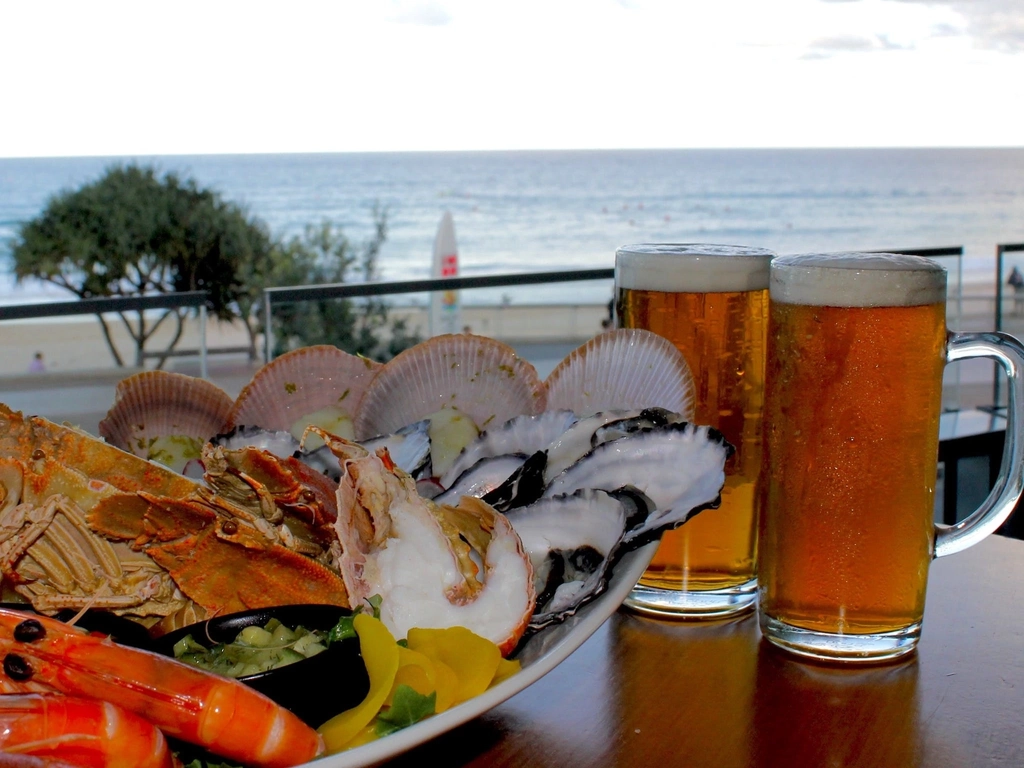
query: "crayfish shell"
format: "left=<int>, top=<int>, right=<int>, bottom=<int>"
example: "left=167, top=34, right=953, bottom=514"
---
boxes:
left=226, top=345, right=382, bottom=443
left=98, top=371, right=235, bottom=473
left=544, top=329, right=695, bottom=418
left=324, top=434, right=535, bottom=656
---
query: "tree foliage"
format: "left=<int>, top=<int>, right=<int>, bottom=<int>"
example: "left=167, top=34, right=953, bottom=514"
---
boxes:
left=12, top=165, right=271, bottom=367
left=11, top=164, right=417, bottom=368
left=257, top=211, right=419, bottom=361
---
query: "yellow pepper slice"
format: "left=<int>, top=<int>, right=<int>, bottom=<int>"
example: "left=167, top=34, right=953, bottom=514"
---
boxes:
left=389, top=646, right=436, bottom=702
left=337, top=722, right=380, bottom=750
left=429, top=657, right=460, bottom=713
left=389, top=645, right=463, bottom=713
left=319, top=620, right=520, bottom=753
left=406, top=626, right=502, bottom=705
left=317, top=614, right=400, bottom=753
left=492, top=657, right=522, bottom=686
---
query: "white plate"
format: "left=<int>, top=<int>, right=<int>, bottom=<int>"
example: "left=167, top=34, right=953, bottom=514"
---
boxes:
left=301, top=539, right=659, bottom=767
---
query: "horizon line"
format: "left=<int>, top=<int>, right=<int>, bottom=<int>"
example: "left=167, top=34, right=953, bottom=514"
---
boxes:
left=3, top=144, right=1024, bottom=162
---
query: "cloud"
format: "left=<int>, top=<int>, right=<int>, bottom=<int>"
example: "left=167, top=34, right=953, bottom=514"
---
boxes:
left=803, top=32, right=913, bottom=58
left=930, top=22, right=965, bottom=37
left=951, top=2, right=1024, bottom=51
left=822, top=0, right=1024, bottom=52
left=388, top=1, right=453, bottom=26
left=809, top=34, right=879, bottom=51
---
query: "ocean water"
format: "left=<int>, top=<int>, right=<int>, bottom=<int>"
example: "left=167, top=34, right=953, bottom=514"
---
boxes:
left=2, top=148, right=1023, bottom=307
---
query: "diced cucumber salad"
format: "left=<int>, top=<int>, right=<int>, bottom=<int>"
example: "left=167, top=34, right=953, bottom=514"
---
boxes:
left=173, top=619, right=329, bottom=677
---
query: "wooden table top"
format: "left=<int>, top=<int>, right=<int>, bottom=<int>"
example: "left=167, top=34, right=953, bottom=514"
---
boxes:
left=386, top=533, right=1024, bottom=768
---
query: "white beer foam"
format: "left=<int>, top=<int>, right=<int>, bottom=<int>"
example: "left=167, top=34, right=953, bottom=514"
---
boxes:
left=770, top=252, right=947, bottom=307
left=615, top=243, right=775, bottom=293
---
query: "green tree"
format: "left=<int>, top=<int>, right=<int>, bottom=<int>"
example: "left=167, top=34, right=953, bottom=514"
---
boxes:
left=11, top=165, right=272, bottom=367
left=257, top=209, right=419, bottom=360
left=13, top=164, right=415, bottom=369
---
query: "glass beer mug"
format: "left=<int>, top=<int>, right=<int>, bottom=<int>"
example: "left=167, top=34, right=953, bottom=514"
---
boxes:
left=759, top=252, right=1024, bottom=661
left=616, top=243, right=775, bottom=618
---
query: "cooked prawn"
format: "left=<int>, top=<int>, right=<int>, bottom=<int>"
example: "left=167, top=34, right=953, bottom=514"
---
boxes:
left=0, top=608, right=323, bottom=768
left=0, top=693, right=172, bottom=768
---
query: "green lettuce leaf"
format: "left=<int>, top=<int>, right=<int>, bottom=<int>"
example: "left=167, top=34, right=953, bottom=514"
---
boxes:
left=373, top=684, right=437, bottom=738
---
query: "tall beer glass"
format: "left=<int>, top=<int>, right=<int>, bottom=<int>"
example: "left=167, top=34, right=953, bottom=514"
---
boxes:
left=616, top=243, right=775, bottom=618
left=760, top=252, right=1024, bottom=662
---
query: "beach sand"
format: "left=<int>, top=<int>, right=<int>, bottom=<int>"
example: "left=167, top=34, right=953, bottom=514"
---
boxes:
left=0, top=303, right=609, bottom=433
left=0, top=303, right=610, bottom=376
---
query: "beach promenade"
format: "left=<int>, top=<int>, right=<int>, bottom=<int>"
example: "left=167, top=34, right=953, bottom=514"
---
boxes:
left=1, top=286, right=1016, bottom=434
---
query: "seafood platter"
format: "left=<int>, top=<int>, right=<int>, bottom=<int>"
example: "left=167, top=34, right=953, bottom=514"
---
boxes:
left=0, top=329, right=733, bottom=768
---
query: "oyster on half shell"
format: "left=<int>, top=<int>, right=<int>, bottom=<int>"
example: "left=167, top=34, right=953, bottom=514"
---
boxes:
left=430, top=408, right=732, bottom=630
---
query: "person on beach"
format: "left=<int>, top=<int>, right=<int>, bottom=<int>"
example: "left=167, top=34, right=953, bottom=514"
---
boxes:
left=28, top=352, right=45, bottom=373
left=1009, top=267, right=1024, bottom=315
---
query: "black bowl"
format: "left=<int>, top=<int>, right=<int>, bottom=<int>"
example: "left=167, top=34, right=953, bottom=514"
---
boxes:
left=152, top=604, right=370, bottom=727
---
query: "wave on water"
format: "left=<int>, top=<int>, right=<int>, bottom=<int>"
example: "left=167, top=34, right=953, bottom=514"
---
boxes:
left=2, top=148, right=1022, bottom=306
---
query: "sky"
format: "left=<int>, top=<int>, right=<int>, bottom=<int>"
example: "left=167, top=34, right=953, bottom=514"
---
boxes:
left=1, top=0, right=1022, bottom=158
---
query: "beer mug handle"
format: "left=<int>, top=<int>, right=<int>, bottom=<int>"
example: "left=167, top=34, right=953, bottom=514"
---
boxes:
left=935, top=331, right=1024, bottom=558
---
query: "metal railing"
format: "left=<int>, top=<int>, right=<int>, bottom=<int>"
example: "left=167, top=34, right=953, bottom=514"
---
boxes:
left=261, top=249, right=969, bottom=362
left=992, top=242, right=1024, bottom=406
left=261, top=268, right=615, bottom=363
left=0, top=291, right=211, bottom=378
left=0, top=291, right=208, bottom=320
left=995, top=242, right=1024, bottom=332
left=0, top=246, right=979, bottom=388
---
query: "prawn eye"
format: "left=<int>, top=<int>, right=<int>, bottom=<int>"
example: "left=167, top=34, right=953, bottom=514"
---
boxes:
left=31, top=449, right=45, bottom=461
left=222, top=520, right=239, bottom=535
left=14, top=619, right=45, bottom=643
left=3, top=653, right=33, bottom=681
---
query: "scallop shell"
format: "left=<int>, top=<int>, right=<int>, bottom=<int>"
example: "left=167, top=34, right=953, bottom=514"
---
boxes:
left=225, top=345, right=382, bottom=433
left=355, top=334, right=548, bottom=439
left=544, top=329, right=695, bottom=418
left=98, top=371, right=235, bottom=455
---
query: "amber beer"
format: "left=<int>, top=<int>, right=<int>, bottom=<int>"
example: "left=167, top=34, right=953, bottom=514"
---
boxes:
left=760, top=253, right=947, bottom=659
left=616, top=244, right=775, bottom=618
